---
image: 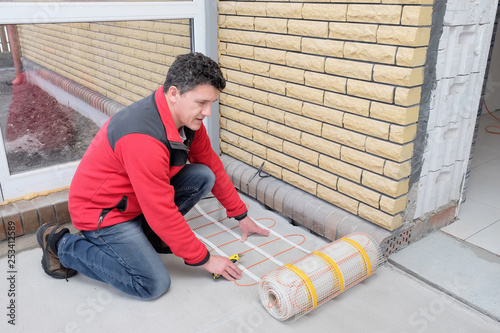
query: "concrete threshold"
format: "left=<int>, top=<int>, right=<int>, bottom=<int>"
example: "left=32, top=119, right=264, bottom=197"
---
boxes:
left=389, top=231, right=500, bottom=322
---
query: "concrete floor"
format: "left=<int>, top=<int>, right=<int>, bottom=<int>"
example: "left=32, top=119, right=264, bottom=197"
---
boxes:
left=1, top=194, right=500, bottom=333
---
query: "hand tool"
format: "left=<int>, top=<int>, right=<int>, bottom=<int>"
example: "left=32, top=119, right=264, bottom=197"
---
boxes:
left=213, top=253, right=242, bottom=280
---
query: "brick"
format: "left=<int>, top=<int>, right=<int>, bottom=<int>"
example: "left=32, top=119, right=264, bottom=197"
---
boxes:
left=226, top=69, right=254, bottom=87
left=302, top=103, right=344, bottom=127
left=224, top=145, right=253, bottom=165
left=329, top=22, right=378, bottom=42
left=373, top=65, right=424, bottom=87
left=240, top=59, right=270, bottom=76
left=221, top=15, right=255, bottom=30
left=239, top=137, right=267, bottom=158
left=301, top=133, right=341, bottom=159
left=288, top=20, right=329, bottom=38
left=286, top=83, right=324, bottom=105
left=220, top=129, right=239, bottom=146
left=220, top=29, right=266, bottom=47
left=370, top=102, right=419, bottom=125
left=302, top=38, right=344, bottom=58
left=266, top=3, right=302, bottom=18
left=48, top=190, right=71, bottom=225
left=366, top=137, right=414, bottom=162
left=344, top=42, right=396, bottom=64
left=286, top=52, right=325, bottom=72
left=282, top=170, right=318, bottom=195
left=284, top=141, right=319, bottom=165
left=299, top=162, right=338, bottom=190
left=347, top=79, right=394, bottom=103
left=401, top=5, right=433, bottom=26
left=226, top=119, right=253, bottom=139
left=268, top=150, right=299, bottom=172
left=253, top=103, right=285, bottom=123
left=343, top=113, right=390, bottom=139
left=255, top=17, right=288, bottom=34
left=0, top=204, right=22, bottom=237
left=396, top=47, right=427, bottom=67
left=338, top=178, right=381, bottom=208
left=362, top=171, right=409, bottom=197
left=253, top=129, right=284, bottom=151
left=395, top=86, right=423, bottom=106
left=32, top=195, right=56, bottom=225
left=226, top=43, right=254, bottom=59
left=358, top=203, right=403, bottom=231
left=323, top=124, right=367, bottom=151
left=265, top=34, right=301, bottom=52
left=324, top=92, right=370, bottom=116
left=341, top=147, right=385, bottom=174
left=319, top=155, right=363, bottom=183
left=239, top=112, right=268, bottom=132
left=224, top=95, right=254, bottom=113
left=236, top=2, right=267, bottom=16
left=218, top=1, right=237, bottom=14
left=384, top=160, right=412, bottom=180
left=377, top=26, right=431, bottom=47
left=390, top=123, right=417, bottom=143
left=380, top=195, right=408, bottom=214
left=317, top=185, right=359, bottom=215
left=325, top=58, right=373, bottom=81
left=253, top=157, right=282, bottom=180
left=268, top=123, right=302, bottom=143
left=270, top=65, right=305, bottom=84
left=253, top=76, right=286, bottom=95
left=304, top=72, right=346, bottom=94
left=254, top=47, right=287, bottom=65
left=268, top=94, right=303, bottom=114
left=0, top=221, right=5, bottom=241
left=13, top=200, right=39, bottom=235
left=239, top=86, right=269, bottom=105
left=347, top=5, right=402, bottom=24
left=302, top=4, right=347, bottom=21
left=428, top=205, right=456, bottom=230
left=285, top=113, right=323, bottom=136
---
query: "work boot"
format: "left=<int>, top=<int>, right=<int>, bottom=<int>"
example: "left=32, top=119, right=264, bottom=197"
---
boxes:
left=36, top=223, right=77, bottom=280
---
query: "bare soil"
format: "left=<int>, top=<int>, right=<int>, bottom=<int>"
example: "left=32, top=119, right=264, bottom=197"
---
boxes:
left=1, top=77, right=99, bottom=174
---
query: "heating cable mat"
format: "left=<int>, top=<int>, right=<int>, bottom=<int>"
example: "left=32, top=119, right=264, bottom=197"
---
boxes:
left=185, top=196, right=385, bottom=321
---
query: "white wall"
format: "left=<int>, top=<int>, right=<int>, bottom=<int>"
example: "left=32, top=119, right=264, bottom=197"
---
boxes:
left=483, top=22, right=500, bottom=114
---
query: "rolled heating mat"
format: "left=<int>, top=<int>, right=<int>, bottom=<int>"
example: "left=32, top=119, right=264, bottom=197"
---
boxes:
left=258, top=233, right=385, bottom=321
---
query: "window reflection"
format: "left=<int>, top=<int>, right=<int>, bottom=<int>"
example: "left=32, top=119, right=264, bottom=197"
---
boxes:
left=0, top=19, right=192, bottom=174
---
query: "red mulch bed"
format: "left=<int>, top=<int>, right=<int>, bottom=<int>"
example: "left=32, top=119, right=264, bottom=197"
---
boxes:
left=6, top=81, right=75, bottom=150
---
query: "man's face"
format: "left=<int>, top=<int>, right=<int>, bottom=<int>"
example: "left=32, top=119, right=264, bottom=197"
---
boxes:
left=168, top=84, right=219, bottom=131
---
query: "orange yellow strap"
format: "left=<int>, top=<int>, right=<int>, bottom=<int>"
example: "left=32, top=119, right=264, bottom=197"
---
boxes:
left=313, top=251, right=344, bottom=292
left=342, top=238, right=372, bottom=275
left=285, top=264, right=318, bottom=308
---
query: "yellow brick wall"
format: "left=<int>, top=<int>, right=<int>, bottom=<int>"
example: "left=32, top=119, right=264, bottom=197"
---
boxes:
left=17, top=20, right=191, bottom=106
left=218, top=0, right=433, bottom=231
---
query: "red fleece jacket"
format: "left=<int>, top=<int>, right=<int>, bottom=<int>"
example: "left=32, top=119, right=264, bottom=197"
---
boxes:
left=68, top=87, right=247, bottom=265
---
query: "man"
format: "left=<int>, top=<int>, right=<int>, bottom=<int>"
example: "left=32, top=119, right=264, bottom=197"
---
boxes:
left=36, top=52, right=269, bottom=300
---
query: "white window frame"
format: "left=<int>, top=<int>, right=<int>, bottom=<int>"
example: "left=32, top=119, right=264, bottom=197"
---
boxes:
left=0, top=1, right=219, bottom=201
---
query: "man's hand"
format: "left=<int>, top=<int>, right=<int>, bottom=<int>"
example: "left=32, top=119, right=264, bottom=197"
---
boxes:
left=239, top=216, right=270, bottom=242
left=202, top=255, right=242, bottom=281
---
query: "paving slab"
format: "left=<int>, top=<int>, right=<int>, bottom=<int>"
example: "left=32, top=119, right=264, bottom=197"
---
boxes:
left=389, top=231, right=500, bottom=322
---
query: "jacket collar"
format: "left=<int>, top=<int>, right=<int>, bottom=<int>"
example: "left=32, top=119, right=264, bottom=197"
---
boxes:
left=154, top=87, right=183, bottom=143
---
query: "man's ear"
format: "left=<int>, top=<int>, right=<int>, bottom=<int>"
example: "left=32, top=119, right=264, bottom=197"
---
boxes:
left=166, top=86, right=180, bottom=103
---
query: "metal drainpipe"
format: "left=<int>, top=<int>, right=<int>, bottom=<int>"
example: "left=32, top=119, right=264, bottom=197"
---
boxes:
left=6, top=24, right=23, bottom=85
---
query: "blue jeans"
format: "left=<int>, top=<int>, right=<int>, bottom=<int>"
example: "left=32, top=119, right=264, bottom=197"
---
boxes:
left=58, top=164, right=215, bottom=300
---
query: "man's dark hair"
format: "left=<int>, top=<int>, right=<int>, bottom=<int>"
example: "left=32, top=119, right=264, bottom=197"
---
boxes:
left=163, top=52, right=226, bottom=95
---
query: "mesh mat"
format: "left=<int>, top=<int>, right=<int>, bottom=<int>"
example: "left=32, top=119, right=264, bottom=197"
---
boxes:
left=185, top=196, right=384, bottom=321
